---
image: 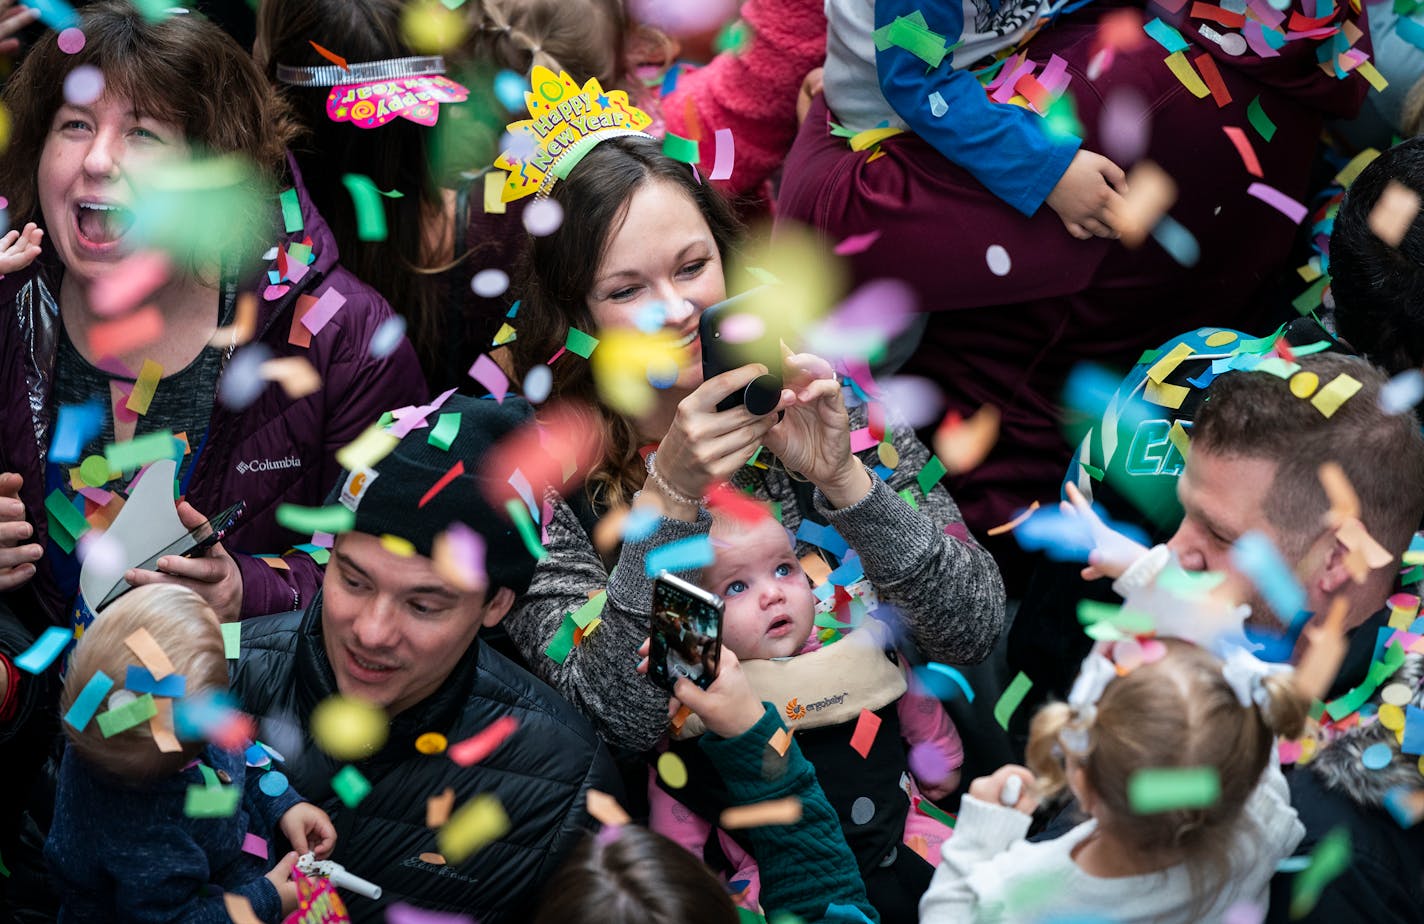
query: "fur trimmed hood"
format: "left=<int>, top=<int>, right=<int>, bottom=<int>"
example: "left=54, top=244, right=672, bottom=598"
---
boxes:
left=1308, top=651, right=1422, bottom=808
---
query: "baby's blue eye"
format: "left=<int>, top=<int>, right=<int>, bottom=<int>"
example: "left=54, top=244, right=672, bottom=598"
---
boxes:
left=775, top=563, right=793, bottom=577
left=724, top=580, right=747, bottom=596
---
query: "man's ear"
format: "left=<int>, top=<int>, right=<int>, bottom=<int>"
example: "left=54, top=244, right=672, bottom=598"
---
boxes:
left=479, top=587, right=515, bottom=629
left=1314, top=530, right=1356, bottom=598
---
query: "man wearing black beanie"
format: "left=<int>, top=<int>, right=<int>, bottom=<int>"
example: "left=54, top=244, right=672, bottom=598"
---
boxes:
left=230, top=395, right=619, bottom=923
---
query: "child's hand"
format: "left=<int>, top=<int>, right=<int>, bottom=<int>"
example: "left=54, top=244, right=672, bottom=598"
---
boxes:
left=670, top=648, right=766, bottom=739
left=798, top=67, right=824, bottom=125
left=264, top=851, right=300, bottom=917
left=1061, top=482, right=1149, bottom=582
left=1045, top=151, right=1128, bottom=240
left=917, top=768, right=962, bottom=803
left=0, top=223, right=43, bottom=276
left=280, top=803, right=336, bottom=859
left=968, top=765, right=1040, bottom=816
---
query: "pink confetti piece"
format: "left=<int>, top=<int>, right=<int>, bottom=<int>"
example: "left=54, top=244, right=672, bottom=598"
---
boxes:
left=709, top=128, right=735, bottom=181
left=833, top=231, right=883, bottom=256
left=1037, top=54, right=1071, bottom=95
left=90, top=251, right=171, bottom=318
left=284, top=258, right=310, bottom=285
left=469, top=353, right=509, bottom=402
left=312, top=531, right=336, bottom=548
left=1245, top=0, right=1285, bottom=28
left=1243, top=20, right=1280, bottom=57
left=992, top=58, right=1037, bottom=103
left=850, top=427, right=879, bottom=453
left=1247, top=182, right=1308, bottom=225
left=57, top=27, right=86, bottom=54
left=1221, top=126, right=1264, bottom=177
left=76, top=487, right=113, bottom=505
left=241, top=833, right=268, bottom=860
left=299, top=288, right=347, bottom=336
left=262, top=284, right=289, bottom=301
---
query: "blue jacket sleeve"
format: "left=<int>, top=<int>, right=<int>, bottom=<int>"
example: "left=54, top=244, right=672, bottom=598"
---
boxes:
left=875, top=0, right=1080, bottom=215
left=107, top=824, right=283, bottom=924
left=699, top=704, right=880, bottom=924
left=242, top=762, right=304, bottom=839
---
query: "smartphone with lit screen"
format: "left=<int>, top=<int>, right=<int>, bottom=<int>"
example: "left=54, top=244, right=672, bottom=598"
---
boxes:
left=649, top=570, right=724, bottom=692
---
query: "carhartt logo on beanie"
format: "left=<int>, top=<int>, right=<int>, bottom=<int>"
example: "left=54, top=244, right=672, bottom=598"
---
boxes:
left=328, top=394, right=538, bottom=595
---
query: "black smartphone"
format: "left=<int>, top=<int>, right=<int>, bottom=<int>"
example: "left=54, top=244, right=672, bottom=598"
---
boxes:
left=97, top=501, right=247, bottom=610
left=649, top=570, right=724, bottom=693
left=699, top=288, right=784, bottom=415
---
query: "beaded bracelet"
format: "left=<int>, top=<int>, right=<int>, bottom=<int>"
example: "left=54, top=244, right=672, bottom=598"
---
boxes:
left=644, top=452, right=701, bottom=509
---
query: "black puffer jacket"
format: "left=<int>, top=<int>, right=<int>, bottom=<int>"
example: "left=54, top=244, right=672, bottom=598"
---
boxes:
left=231, top=597, right=620, bottom=923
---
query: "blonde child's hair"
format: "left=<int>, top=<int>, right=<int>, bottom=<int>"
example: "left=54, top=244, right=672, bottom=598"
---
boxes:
left=467, top=0, right=629, bottom=86
left=60, top=585, right=229, bottom=784
left=1025, top=639, right=1309, bottom=910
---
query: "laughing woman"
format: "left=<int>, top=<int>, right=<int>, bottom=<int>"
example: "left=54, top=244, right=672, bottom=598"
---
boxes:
left=0, top=1, right=425, bottom=635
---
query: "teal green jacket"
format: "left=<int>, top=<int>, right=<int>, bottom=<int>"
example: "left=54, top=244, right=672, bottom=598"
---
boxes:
left=701, top=704, right=879, bottom=924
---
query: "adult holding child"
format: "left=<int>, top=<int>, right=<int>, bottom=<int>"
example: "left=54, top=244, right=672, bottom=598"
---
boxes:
left=499, top=69, right=1006, bottom=756
left=0, top=0, right=425, bottom=637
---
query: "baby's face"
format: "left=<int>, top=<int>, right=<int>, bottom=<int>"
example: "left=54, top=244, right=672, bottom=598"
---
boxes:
left=704, top=517, right=817, bottom=661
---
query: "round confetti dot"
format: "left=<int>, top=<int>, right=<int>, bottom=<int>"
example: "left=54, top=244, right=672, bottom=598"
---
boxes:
left=259, top=770, right=290, bottom=797
left=1379, top=704, right=1406, bottom=731
left=1138, top=638, right=1167, bottom=663
left=656, top=751, right=688, bottom=789
left=415, top=732, right=448, bottom=755
left=523, top=364, right=553, bottom=403
left=1359, top=703, right=1378, bottom=721
left=58, top=28, right=86, bottom=54
left=851, top=796, right=875, bottom=825
left=1277, top=739, right=1302, bottom=765
left=419, top=852, right=447, bottom=865
left=522, top=199, right=564, bottom=237
left=878, top=846, right=898, bottom=867
left=647, top=356, right=680, bottom=389
left=1380, top=683, right=1413, bottom=706
left=718, top=312, right=766, bottom=345
left=1203, top=330, right=1238, bottom=347
left=369, top=315, right=407, bottom=360
left=64, top=65, right=105, bottom=106
left=877, top=442, right=900, bottom=469
left=471, top=268, right=509, bottom=298
left=311, top=695, right=389, bottom=761
left=79, top=455, right=111, bottom=487
left=1361, top=742, right=1393, bottom=770
left=1289, top=371, right=1319, bottom=399
left=493, top=69, right=527, bottom=111
left=634, top=301, right=667, bottom=333
left=1299, top=736, right=1317, bottom=764
left=985, top=245, right=1011, bottom=277
left=108, top=689, right=137, bottom=711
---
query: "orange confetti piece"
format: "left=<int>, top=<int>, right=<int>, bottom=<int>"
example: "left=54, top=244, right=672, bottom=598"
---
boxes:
left=720, top=797, right=803, bottom=829
left=150, top=697, right=183, bottom=753
left=89, top=306, right=164, bottom=359
left=209, top=292, right=257, bottom=348
left=426, top=787, right=455, bottom=828
left=769, top=726, right=793, bottom=757
left=1222, top=127, right=1263, bottom=178
left=587, top=789, right=633, bottom=827
left=124, top=627, right=175, bottom=680
left=849, top=708, right=881, bottom=758
left=933, top=405, right=1001, bottom=475
left=987, top=500, right=1041, bottom=537
left=308, top=40, right=350, bottom=71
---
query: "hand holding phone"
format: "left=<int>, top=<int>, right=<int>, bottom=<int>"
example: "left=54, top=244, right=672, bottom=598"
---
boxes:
left=648, top=571, right=724, bottom=693
left=700, top=289, right=784, bottom=415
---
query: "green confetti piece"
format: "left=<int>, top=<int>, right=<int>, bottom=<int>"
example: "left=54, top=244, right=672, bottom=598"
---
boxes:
left=1292, top=277, right=1329, bottom=316
left=428, top=412, right=461, bottom=451
left=915, top=796, right=957, bottom=829
left=44, top=489, right=89, bottom=544
left=544, top=613, right=578, bottom=664
left=1078, top=461, right=1105, bottom=481
left=1127, top=766, right=1220, bottom=813
left=221, top=622, right=241, bottom=660
left=279, top=187, right=303, bottom=233
left=916, top=455, right=947, bottom=496
left=46, top=509, right=75, bottom=554
left=1308, top=699, right=1326, bottom=721
left=287, top=242, right=314, bottom=265
left=662, top=132, right=701, bottom=165
left=184, top=782, right=241, bottom=818
left=1136, top=348, right=1163, bottom=365
left=332, top=765, right=372, bottom=807
left=897, top=488, right=920, bottom=509
left=342, top=173, right=388, bottom=242
left=715, top=19, right=750, bottom=53
left=1326, top=641, right=1406, bottom=720
left=1290, top=826, right=1351, bottom=918
left=1248, top=96, right=1277, bottom=142
left=104, top=430, right=180, bottom=471
left=993, top=671, right=1032, bottom=730
left=1076, top=600, right=1122, bottom=625
left=275, top=503, right=355, bottom=535
left=96, top=693, right=158, bottom=738
left=570, top=591, right=607, bottom=630
left=565, top=327, right=600, bottom=359
left=873, top=12, right=950, bottom=68
left=505, top=499, right=549, bottom=561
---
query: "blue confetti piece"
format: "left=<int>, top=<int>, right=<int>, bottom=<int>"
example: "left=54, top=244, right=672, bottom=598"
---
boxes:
left=124, top=665, right=186, bottom=698
left=828, top=555, right=865, bottom=587
left=1151, top=215, right=1200, bottom=267
left=1361, top=742, right=1393, bottom=770
left=1061, top=363, right=1122, bottom=421
left=826, top=903, right=876, bottom=924
left=1403, top=705, right=1424, bottom=756
left=660, top=63, right=683, bottom=97
left=506, top=300, right=521, bottom=318
left=50, top=400, right=105, bottom=465
left=493, top=69, right=527, bottom=111
left=1231, top=531, right=1307, bottom=626
left=245, top=743, right=272, bottom=767
left=259, top=770, right=290, bottom=797
left=1143, top=17, right=1189, bottom=52
left=915, top=663, right=976, bottom=702
left=15, top=626, right=72, bottom=674
left=1276, top=855, right=1311, bottom=873
left=622, top=506, right=661, bottom=543
left=63, top=670, right=114, bottom=732
left=1012, top=504, right=1151, bottom=562
left=644, top=535, right=715, bottom=576
left=28, top=0, right=79, bottom=29
left=796, top=520, right=849, bottom=559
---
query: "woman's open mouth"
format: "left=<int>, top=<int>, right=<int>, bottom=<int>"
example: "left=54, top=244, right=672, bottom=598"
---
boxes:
left=74, top=201, right=135, bottom=248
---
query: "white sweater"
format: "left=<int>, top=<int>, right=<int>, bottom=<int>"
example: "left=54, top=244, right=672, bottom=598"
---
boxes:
left=919, top=759, right=1305, bottom=923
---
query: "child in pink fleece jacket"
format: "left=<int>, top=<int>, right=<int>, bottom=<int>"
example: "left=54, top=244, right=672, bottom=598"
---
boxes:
left=649, top=510, right=962, bottom=922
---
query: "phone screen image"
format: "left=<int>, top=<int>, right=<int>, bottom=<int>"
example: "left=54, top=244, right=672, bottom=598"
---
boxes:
left=649, top=572, right=724, bottom=692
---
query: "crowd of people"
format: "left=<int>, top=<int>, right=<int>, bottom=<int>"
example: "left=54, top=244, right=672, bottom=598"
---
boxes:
left=0, top=0, right=1421, bottom=920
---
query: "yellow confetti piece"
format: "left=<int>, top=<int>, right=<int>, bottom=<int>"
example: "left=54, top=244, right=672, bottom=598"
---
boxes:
left=1380, top=703, right=1406, bottom=731
left=224, top=894, right=263, bottom=924
left=1310, top=373, right=1362, bottom=418
left=1203, top=330, right=1238, bottom=348
left=849, top=126, right=904, bottom=151
left=1356, top=61, right=1388, bottom=93
left=1144, top=378, right=1190, bottom=410
left=1167, top=420, right=1190, bottom=459
left=1146, top=341, right=1194, bottom=384
left=437, top=794, right=509, bottom=864
left=125, top=359, right=163, bottom=415
left=720, top=797, right=803, bottom=829
left=986, top=500, right=1040, bottom=536
left=415, top=732, right=448, bottom=755
left=336, top=424, right=399, bottom=472
left=380, top=533, right=416, bottom=557
left=1163, top=52, right=1210, bottom=99
left=1290, top=371, right=1320, bottom=399
left=492, top=322, right=517, bottom=346
left=1369, top=181, right=1420, bottom=247
left=259, top=356, right=322, bottom=399
left=401, top=0, right=467, bottom=52
left=1297, top=262, right=1323, bottom=283
left=310, top=695, right=388, bottom=761
left=483, top=171, right=507, bottom=215
left=877, top=441, right=900, bottom=469
left=1333, top=148, right=1380, bottom=188
left=656, top=751, right=689, bottom=789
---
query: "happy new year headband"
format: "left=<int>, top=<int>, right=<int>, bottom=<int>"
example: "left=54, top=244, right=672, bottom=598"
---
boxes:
left=494, top=66, right=655, bottom=203
left=276, top=55, right=470, bottom=130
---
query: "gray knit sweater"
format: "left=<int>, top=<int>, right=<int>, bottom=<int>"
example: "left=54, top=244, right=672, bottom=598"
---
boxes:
left=503, top=402, right=1007, bottom=753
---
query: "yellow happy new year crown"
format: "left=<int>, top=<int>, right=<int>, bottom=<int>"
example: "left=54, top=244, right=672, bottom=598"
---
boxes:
left=494, top=66, right=655, bottom=203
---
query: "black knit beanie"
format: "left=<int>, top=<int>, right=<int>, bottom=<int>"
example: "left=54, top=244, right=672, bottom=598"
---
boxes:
left=327, top=394, right=537, bottom=595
